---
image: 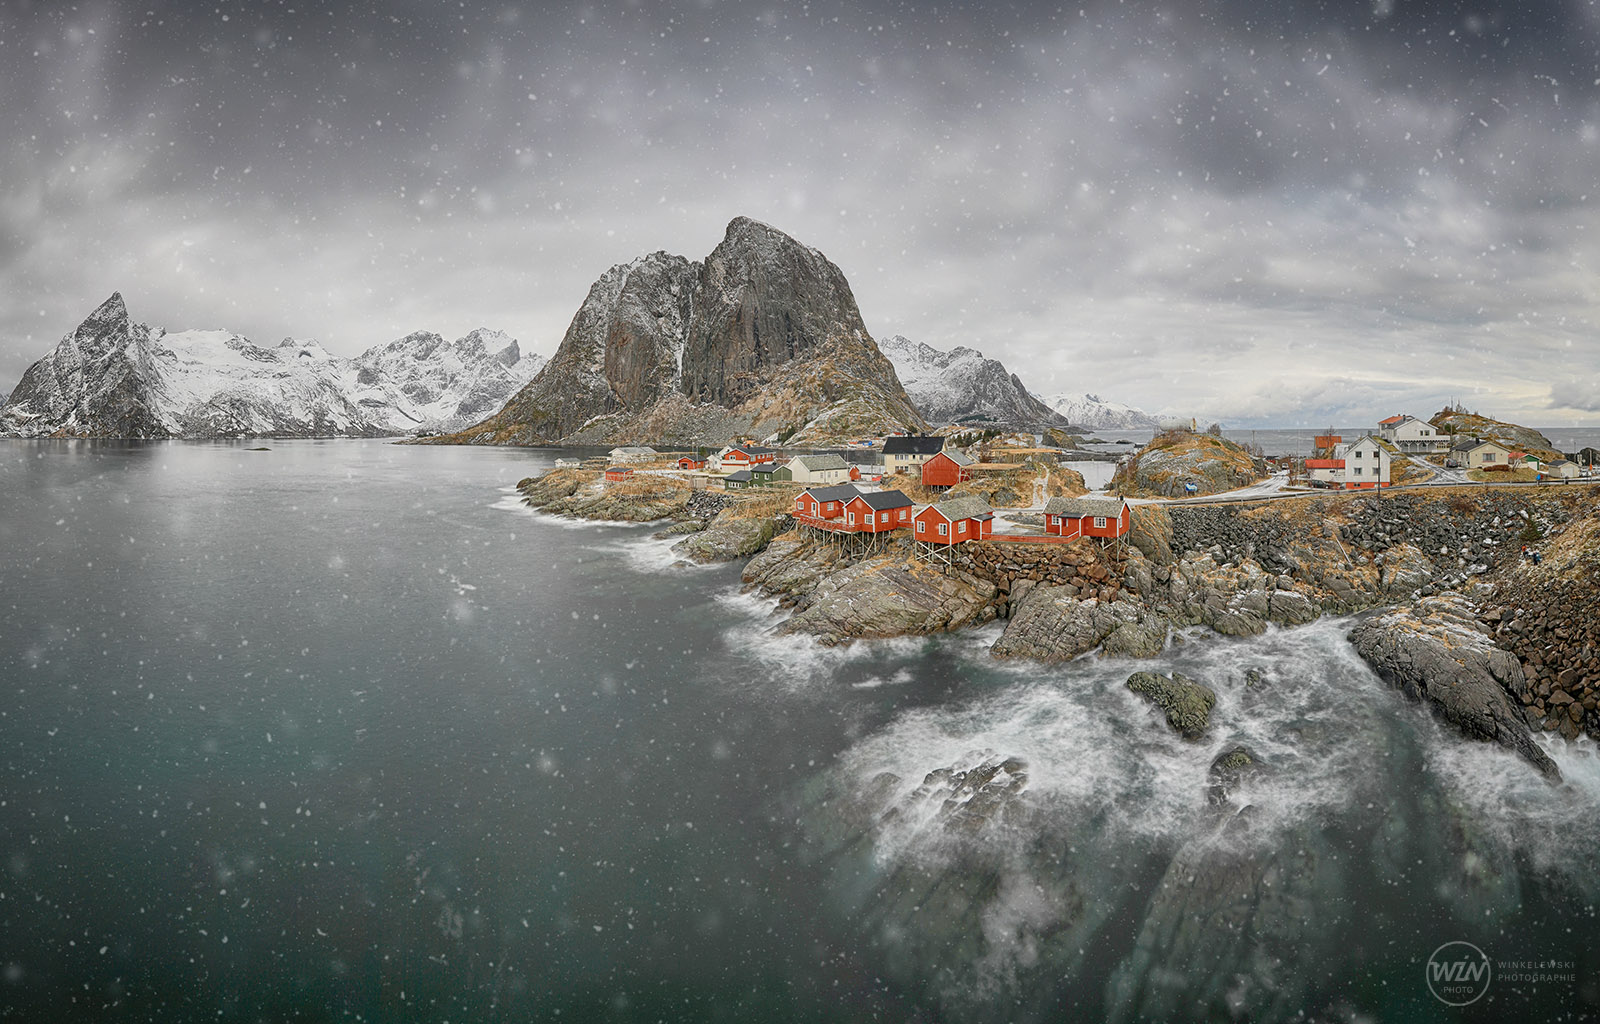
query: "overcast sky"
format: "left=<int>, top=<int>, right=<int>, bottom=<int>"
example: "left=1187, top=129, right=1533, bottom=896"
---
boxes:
left=2, top=0, right=1597, bottom=426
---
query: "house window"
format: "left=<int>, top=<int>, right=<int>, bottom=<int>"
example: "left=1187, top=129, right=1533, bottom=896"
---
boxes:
left=917, top=521, right=926, bottom=533
left=938, top=523, right=948, bottom=536
left=1094, top=516, right=1107, bottom=528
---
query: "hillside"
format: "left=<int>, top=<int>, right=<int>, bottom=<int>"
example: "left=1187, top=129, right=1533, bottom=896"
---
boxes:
left=428, top=217, right=927, bottom=448
left=1110, top=430, right=1264, bottom=498
left=1429, top=408, right=1561, bottom=460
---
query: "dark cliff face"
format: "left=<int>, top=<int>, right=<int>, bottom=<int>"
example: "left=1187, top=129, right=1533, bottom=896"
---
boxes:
left=681, top=217, right=870, bottom=407
left=451, top=217, right=922, bottom=445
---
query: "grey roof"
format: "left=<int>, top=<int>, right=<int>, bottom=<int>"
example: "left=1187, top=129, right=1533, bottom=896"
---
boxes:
left=855, top=489, right=913, bottom=511
left=801, top=483, right=860, bottom=503
left=937, top=449, right=976, bottom=466
left=931, top=495, right=993, bottom=521
left=790, top=453, right=848, bottom=471
left=725, top=469, right=753, bottom=481
left=882, top=434, right=946, bottom=455
left=1044, top=496, right=1128, bottom=518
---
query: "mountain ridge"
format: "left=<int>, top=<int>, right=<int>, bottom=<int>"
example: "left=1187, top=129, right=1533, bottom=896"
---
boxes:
left=0, top=293, right=544, bottom=438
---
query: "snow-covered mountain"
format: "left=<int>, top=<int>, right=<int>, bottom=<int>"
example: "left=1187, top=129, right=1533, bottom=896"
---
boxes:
left=1043, top=392, right=1159, bottom=430
left=0, top=293, right=545, bottom=438
left=876, top=335, right=1064, bottom=428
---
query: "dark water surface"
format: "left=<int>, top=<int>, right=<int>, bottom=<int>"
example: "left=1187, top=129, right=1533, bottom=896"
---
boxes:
left=1, top=440, right=1596, bottom=1022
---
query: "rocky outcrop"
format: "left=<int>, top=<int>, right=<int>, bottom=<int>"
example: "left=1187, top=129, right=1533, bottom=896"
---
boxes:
left=1125, top=671, right=1216, bottom=739
left=671, top=511, right=779, bottom=562
left=741, top=535, right=997, bottom=645
left=1111, top=430, right=1264, bottom=498
left=432, top=217, right=927, bottom=448
left=877, top=335, right=1065, bottom=428
left=516, top=469, right=692, bottom=522
left=1349, top=596, right=1560, bottom=780
left=0, top=293, right=542, bottom=438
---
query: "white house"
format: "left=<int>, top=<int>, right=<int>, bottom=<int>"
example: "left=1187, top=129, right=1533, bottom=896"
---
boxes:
left=1307, top=434, right=1391, bottom=489
left=784, top=453, right=850, bottom=486
left=881, top=435, right=946, bottom=475
left=1377, top=414, right=1447, bottom=454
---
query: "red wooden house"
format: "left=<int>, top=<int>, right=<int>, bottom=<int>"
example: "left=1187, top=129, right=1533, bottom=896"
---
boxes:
left=1043, top=497, right=1130, bottom=540
left=921, top=449, right=975, bottom=489
left=843, top=490, right=914, bottom=533
left=604, top=466, right=634, bottom=482
left=793, top=483, right=860, bottom=522
left=913, top=496, right=994, bottom=546
left=719, top=444, right=778, bottom=469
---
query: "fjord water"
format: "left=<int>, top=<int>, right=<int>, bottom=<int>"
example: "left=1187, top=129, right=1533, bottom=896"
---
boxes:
left=1, top=441, right=1596, bottom=1021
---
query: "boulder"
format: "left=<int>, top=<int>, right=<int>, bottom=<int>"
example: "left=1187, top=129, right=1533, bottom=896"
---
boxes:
left=671, top=511, right=778, bottom=562
left=1125, top=671, right=1216, bottom=739
left=1348, top=596, right=1560, bottom=781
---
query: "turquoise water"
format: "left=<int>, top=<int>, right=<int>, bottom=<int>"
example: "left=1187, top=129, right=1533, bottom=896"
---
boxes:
left=0, top=439, right=1595, bottom=1021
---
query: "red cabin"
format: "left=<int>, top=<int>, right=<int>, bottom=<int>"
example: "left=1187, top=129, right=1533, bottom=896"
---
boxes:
left=793, top=484, right=860, bottom=522
left=720, top=444, right=778, bottom=468
left=1043, top=497, right=1130, bottom=540
left=921, top=449, right=975, bottom=489
left=913, top=496, right=994, bottom=546
left=677, top=456, right=706, bottom=470
left=604, top=466, right=634, bottom=482
left=842, top=491, right=914, bottom=533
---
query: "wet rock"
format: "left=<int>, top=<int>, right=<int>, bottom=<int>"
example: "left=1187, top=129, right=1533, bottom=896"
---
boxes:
left=1126, top=671, right=1216, bottom=739
left=1349, top=596, right=1560, bottom=781
left=776, top=552, right=997, bottom=645
left=992, top=591, right=1149, bottom=660
left=671, top=510, right=778, bottom=562
left=1207, top=745, right=1268, bottom=807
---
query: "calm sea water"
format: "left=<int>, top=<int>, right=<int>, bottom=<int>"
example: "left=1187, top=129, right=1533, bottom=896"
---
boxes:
left=1, top=440, right=1596, bottom=1022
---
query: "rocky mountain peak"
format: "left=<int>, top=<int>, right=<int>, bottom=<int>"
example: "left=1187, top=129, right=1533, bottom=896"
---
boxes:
left=435, top=218, right=923, bottom=446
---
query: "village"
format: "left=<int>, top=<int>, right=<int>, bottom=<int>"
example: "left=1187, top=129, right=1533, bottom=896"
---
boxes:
left=557, top=407, right=1599, bottom=565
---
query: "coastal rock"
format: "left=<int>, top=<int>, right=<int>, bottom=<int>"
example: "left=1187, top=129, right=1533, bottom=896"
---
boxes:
left=777, top=551, right=997, bottom=645
left=1348, top=596, right=1560, bottom=780
left=1125, top=671, right=1216, bottom=739
left=671, top=511, right=779, bottom=562
left=991, top=591, right=1149, bottom=660
left=1207, top=746, right=1268, bottom=807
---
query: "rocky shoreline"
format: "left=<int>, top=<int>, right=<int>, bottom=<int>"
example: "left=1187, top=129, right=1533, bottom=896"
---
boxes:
left=516, top=463, right=1600, bottom=774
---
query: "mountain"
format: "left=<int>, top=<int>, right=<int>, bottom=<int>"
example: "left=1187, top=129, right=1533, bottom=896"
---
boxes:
left=1044, top=392, right=1160, bottom=431
left=0, top=294, right=543, bottom=438
left=351, top=328, right=544, bottom=433
left=434, top=216, right=927, bottom=447
left=876, top=335, right=1064, bottom=428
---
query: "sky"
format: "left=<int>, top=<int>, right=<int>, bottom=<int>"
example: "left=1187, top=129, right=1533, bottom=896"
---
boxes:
left=2, top=0, right=1597, bottom=427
